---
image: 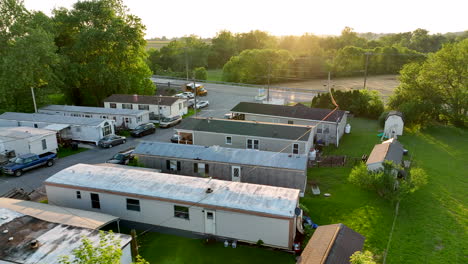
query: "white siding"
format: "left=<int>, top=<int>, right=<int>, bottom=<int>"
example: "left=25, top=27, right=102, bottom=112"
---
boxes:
left=28, top=134, right=58, bottom=155
left=120, top=244, right=133, bottom=264
left=384, top=116, right=404, bottom=136
left=104, top=101, right=187, bottom=120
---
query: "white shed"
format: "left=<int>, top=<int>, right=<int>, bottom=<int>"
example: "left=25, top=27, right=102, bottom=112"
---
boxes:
left=384, top=111, right=404, bottom=137
left=45, top=163, right=300, bottom=249
left=0, top=112, right=115, bottom=145
left=366, top=138, right=404, bottom=172
left=38, top=104, right=150, bottom=129
left=0, top=127, right=58, bottom=157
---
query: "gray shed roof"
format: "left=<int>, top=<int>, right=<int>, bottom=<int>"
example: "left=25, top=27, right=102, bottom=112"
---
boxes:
left=366, top=138, right=404, bottom=165
left=40, top=104, right=148, bottom=116
left=134, top=141, right=307, bottom=170
left=45, top=164, right=300, bottom=218
left=0, top=208, right=130, bottom=264
left=177, top=118, right=312, bottom=141
left=0, top=112, right=107, bottom=126
left=231, top=102, right=346, bottom=123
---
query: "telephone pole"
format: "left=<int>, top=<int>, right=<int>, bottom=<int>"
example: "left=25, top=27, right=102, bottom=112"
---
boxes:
left=30, top=87, right=37, bottom=113
left=184, top=47, right=189, bottom=81
left=363, top=52, right=370, bottom=89
left=266, top=61, right=271, bottom=102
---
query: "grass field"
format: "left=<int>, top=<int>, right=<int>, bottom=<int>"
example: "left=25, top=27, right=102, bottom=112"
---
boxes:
left=206, top=69, right=223, bottom=82
left=56, top=147, right=88, bottom=158
left=145, top=40, right=171, bottom=50
left=303, top=117, right=467, bottom=263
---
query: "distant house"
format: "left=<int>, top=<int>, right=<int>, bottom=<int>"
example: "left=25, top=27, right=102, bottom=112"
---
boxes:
left=134, top=141, right=308, bottom=195
left=0, top=112, right=115, bottom=145
left=230, top=102, right=348, bottom=146
left=384, top=111, right=404, bottom=137
left=366, top=138, right=404, bottom=172
left=45, top=164, right=300, bottom=249
left=103, top=94, right=188, bottom=120
left=38, top=104, right=149, bottom=129
left=0, top=198, right=132, bottom=264
left=297, top=223, right=365, bottom=264
left=0, top=127, right=58, bottom=157
left=175, top=118, right=314, bottom=155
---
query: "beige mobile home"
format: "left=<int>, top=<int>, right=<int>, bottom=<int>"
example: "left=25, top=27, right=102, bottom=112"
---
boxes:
left=0, top=127, right=58, bottom=157
left=45, top=164, right=300, bottom=249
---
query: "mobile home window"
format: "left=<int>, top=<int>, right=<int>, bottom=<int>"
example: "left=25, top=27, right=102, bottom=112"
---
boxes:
left=138, top=104, right=149, bottom=110
left=247, top=139, right=259, bottom=150
left=174, top=205, right=189, bottom=219
left=102, top=122, right=112, bottom=136
left=41, top=139, right=47, bottom=150
left=122, top=103, right=133, bottom=109
left=137, top=116, right=142, bottom=122
left=34, top=124, right=38, bottom=128
left=90, top=193, right=100, bottom=209
left=292, top=143, right=299, bottom=154
left=194, top=163, right=209, bottom=174
left=324, top=125, right=330, bottom=134
left=166, top=160, right=181, bottom=171
left=110, top=103, right=117, bottom=108
left=126, top=198, right=141, bottom=212
left=225, top=136, right=232, bottom=145
left=76, top=191, right=81, bottom=199
left=288, top=120, right=294, bottom=124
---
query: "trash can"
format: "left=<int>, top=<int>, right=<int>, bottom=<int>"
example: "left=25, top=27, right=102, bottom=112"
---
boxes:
left=70, top=142, right=78, bottom=150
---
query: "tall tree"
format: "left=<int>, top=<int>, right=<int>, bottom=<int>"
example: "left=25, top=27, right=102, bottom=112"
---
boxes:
left=53, top=0, right=154, bottom=106
left=390, top=39, right=468, bottom=127
left=0, top=0, right=61, bottom=113
left=208, top=30, right=237, bottom=68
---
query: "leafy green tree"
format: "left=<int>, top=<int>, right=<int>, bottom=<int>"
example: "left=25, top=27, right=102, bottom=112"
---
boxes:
left=194, top=67, right=207, bottom=80
left=53, top=0, right=154, bottom=106
left=0, top=0, right=61, bottom=113
left=350, top=251, right=377, bottom=264
left=208, top=30, right=237, bottom=68
left=59, top=231, right=148, bottom=264
left=236, top=30, right=276, bottom=51
left=222, top=49, right=293, bottom=84
left=390, top=39, right=468, bottom=127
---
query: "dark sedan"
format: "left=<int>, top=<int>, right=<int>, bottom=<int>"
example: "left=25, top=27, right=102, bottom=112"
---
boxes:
left=98, top=135, right=126, bottom=148
left=130, top=123, right=156, bottom=137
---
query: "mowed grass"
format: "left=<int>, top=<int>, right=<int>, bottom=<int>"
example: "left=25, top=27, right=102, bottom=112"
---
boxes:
left=139, top=232, right=295, bottom=264
left=302, top=117, right=467, bottom=263
left=206, top=69, right=223, bottom=82
left=145, top=40, right=171, bottom=50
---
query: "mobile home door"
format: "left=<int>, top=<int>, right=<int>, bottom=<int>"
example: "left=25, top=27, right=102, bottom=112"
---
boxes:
left=204, top=210, right=216, bottom=234
left=231, top=166, right=241, bottom=182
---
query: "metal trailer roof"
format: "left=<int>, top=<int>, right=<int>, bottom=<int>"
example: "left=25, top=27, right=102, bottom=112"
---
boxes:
left=0, top=207, right=130, bottom=264
left=40, top=104, right=149, bottom=116
left=0, top=112, right=107, bottom=126
left=0, top=198, right=119, bottom=229
left=0, top=127, right=56, bottom=141
left=46, top=164, right=300, bottom=218
left=134, top=141, right=307, bottom=171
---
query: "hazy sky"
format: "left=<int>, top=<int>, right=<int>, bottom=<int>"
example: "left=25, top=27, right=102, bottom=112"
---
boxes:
left=24, top=0, right=467, bottom=38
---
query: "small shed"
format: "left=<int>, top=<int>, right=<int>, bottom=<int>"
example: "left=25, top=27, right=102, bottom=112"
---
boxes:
left=366, top=138, right=404, bottom=171
left=297, top=223, right=365, bottom=264
left=0, top=200, right=131, bottom=264
left=0, top=112, right=115, bottom=145
left=0, top=127, right=58, bottom=157
left=384, top=111, right=404, bottom=137
left=45, top=163, right=300, bottom=249
left=38, top=104, right=149, bottom=129
left=134, top=141, right=308, bottom=195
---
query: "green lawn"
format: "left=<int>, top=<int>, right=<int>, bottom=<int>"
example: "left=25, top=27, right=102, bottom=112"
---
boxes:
left=138, top=232, right=295, bottom=264
left=303, top=117, right=467, bottom=263
left=206, top=69, right=223, bottom=82
left=56, top=147, right=88, bottom=158
left=182, top=108, right=201, bottom=119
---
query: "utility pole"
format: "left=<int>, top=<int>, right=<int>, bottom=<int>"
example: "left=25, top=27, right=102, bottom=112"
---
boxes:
left=157, top=95, right=161, bottom=121
left=184, top=47, right=189, bottom=81
left=363, top=52, right=370, bottom=89
left=266, top=61, right=271, bottom=102
left=193, top=76, right=198, bottom=118
left=30, top=87, right=37, bottom=113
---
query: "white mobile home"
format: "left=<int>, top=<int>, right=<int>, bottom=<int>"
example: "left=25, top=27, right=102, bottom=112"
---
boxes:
left=0, top=127, right=58, bottom=157
left=39, top=105, right=149, bottom=129
left=45, top=164, right=300, bottom=249
left=231, top=102, right=348, bottom=146
left=104, top=94, right=188, bottom=120
left=0, top=112, right=115, bottom=145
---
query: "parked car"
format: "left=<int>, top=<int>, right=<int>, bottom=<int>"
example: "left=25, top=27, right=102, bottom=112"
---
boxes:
left=98, top=135, right=126, bottom=148
left=2, top=152, right=57, bottom=177
left=181, top=92, right=194, bottom=98
left=174, top=93, right=188, bottom=99
left=195, top=101, right=209, bottom=109
left=107, top=148, right=134, bottom=165
left=170, top=133, right=180, bottom=143
left=187, top=99, right=195, bottom=108
left=160, top=115, right=182, bottom=128
left=130, top=123, right=156, bottom=137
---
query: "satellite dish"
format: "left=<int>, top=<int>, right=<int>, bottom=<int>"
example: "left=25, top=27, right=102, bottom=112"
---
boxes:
left=295, top=207, right=302, bottom=216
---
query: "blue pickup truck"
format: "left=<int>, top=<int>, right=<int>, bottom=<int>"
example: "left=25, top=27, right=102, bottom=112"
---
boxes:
left=2, top=152, right=57, bottom=177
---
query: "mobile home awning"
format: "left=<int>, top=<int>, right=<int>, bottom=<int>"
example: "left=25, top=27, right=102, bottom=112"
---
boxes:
left=0, top=198, right=119, bottom=229
left=43, top=124, right=70, bottom=131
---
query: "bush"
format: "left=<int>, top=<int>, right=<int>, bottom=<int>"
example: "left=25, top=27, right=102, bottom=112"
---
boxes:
left=378, top=111, right=389, bottom=128
left=194, top=67, right=207, bottom=80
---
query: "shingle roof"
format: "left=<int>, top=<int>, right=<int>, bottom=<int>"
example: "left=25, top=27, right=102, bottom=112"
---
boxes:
left=0, top=112, right=106, bottom=126
left=134, top=141, right=307, bottom=170
left=45, top=164, right=300, bottom=218
left=104, top=94, right=180, bottom=106
left=231, top=102, right=346, bottom=122
left=39, top=105, right=148, bottom=116
left=366, top=138, right=404, bottom=165
left=177, top=118, right=312, bottom=141
left=299, top=224, right=365, bottom=264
